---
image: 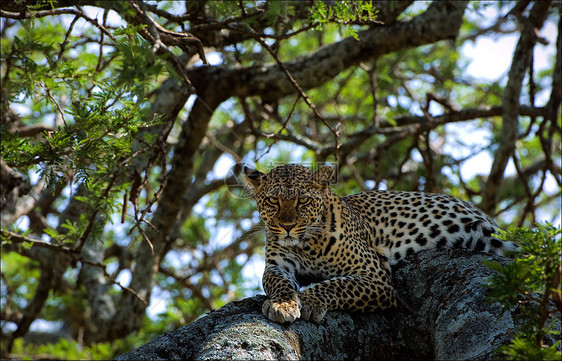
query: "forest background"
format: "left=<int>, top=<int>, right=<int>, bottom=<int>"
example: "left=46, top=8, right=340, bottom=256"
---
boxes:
left=0, top=1, right=560, bottom=359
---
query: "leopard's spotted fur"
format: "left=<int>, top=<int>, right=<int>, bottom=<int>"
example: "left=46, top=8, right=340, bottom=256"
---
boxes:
left=244, top=164, right=519, bottom=323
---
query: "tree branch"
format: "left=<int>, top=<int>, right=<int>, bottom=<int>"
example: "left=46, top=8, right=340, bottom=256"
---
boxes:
left=110, top=90, right=223, bottom=338
left=115, top=249, right=561, bottom=360
left=186, top=1, right=469, bottom=101
left=482, top=1, right=552, bottom=214
left=7, top=266, right=55, bottom=353
left=0, top=159, right=31, bottom=212
left=318, top=105, right=547, bottom=158
left=1, top=230, right=75, bottom=254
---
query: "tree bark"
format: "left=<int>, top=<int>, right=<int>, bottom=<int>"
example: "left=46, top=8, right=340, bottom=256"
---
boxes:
left=115, top=248, right=561, bottom=361
left=187, top=1, right=469, bottom=102
left=482, top=0, right=552, bottom=215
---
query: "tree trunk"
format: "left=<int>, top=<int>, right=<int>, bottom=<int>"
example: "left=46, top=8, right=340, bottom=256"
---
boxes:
left=115, top=248, right=561, bottom=360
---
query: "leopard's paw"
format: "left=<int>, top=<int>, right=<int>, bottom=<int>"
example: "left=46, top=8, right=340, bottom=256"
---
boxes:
left=262, top=298, right=300, bottom=324
left=299, top=296, right=327, bottom=323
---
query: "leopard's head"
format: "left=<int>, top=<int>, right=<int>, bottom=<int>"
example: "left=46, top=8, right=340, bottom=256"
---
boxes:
left=244, top=164, right=333, bottom=246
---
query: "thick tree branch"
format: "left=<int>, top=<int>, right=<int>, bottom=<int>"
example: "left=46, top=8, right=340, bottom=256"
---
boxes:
left=482, top=1, right=552, bottom=214
left=116, top=249, right=561, bottom=360
left=318, top=105, right=548, bottom=158
left=7, top=267, right=55, bottom=351
left=78, top=236, right=118, bottom=342
left=546, top=8, right=561, bottom=122
left=0, top=159, right=31, bottom=212
left=110, top=90, right=220, bottom=339
left=187, top=1, right=469, bottom=101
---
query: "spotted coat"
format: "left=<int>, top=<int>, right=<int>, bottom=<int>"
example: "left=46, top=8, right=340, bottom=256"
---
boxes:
left=244, top=164, right=519, bottom=323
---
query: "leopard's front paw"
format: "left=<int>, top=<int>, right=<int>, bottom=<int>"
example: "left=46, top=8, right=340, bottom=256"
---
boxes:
left=299, top=294, right=327, bottom=323
left=262, top=298, right=301, bottom=324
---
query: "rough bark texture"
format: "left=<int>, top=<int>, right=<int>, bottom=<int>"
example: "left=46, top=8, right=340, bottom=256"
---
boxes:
left=115, top=248, right=561, bottom=361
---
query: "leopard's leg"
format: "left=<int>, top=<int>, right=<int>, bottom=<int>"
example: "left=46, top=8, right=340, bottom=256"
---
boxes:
left=298, top=273, right=396, bottom=323
left=262, top=264, right=301, bottom=323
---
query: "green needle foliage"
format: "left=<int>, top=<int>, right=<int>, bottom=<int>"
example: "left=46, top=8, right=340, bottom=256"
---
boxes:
left=484, top=223, right=561, bottom=360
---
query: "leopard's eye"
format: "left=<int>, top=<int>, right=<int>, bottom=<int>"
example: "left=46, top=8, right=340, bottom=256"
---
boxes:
left=264, top=197, right=279, bottom=206
left=297, top=197, right=311, bottom=206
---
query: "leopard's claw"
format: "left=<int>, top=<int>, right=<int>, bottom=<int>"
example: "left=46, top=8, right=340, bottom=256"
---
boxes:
left=262, top=298, right=301, bottom=324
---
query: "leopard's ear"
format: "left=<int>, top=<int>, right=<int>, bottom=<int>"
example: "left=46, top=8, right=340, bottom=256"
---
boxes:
left=243, top=166, right=266, bottom=191
left=311, top=165, right=334, bottom=188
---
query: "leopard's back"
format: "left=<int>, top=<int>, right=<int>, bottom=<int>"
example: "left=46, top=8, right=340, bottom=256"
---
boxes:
left=343, top=190, right=519, bottom=264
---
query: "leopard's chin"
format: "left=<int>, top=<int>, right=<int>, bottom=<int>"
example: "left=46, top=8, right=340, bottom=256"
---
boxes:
left=276, top=236, right=299, bottom=247
left=274, top=232, right=310, bottom=248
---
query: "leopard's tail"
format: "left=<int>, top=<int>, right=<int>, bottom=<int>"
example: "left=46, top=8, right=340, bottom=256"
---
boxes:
left=488, top=238, right=521, bottom=256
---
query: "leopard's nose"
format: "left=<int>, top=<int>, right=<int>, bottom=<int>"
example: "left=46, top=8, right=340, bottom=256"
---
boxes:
left=280, top=222, right=296, bottom=233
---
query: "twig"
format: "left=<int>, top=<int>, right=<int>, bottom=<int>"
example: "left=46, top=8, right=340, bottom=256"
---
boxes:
left=206, top=131, right=243, bottom=163
left=57, top=15, right=79, bottom=62
left=0, top=6, right=120, bottom=42
left=74, top=174, right=117, bottom=254
left=252, top=35, right=340, bottom=160
left=1, top=230, right=76, bottom=254
left=237, top=0, right=248, bottom=16
left=129, top=0, right=208, bottom=65
left=137, top=227, right=154, bottom=255
left=39, top=83, right=67, bottom=126
left=133, top=20, right=197, bottom=90
left=511, top=152, right=535, bottom=225
left=79, top=259, right=148, bottom=305
left=256, top=95, right=301, bottom=161
left=359, top=61, right=380, bottom=127
left=136, top=0, right=164, bottom=54
left=126, top=115, right=174, bottom=244
left=225, top=23, right=316, bottom=41
left=95, top=9, right=109, bottom=72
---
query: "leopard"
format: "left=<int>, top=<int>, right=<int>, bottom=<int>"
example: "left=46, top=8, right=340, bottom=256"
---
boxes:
left=243, top=163, right=520, bottom=324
